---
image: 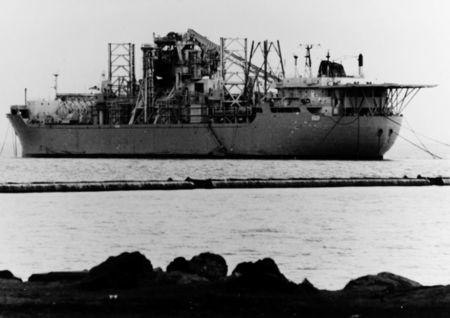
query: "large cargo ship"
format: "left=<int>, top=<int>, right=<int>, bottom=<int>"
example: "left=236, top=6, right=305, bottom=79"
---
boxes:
left=7, top=29, right=432, bottom=159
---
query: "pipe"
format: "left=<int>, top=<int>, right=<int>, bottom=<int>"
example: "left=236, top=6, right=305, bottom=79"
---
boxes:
left=0, top=177, right=444, bottom=193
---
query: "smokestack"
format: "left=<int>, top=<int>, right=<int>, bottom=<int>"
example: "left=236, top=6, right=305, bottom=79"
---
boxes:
left=358, top=53, right=364, bottom=78
left=293, top=54, right=298, bottom=77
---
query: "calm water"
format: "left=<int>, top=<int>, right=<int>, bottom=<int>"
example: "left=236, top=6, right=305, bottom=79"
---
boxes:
left=0, top=157, right=450, bottom=289
left=1, top=187, right=450, bottom=290
left=0, top=157, right=449, bottom=182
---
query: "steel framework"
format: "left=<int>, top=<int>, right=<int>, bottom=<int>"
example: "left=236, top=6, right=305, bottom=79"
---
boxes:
left=220, top=37, right=248, bottom=108
left=129, top=45, right=155, bottom=124
left=245, top=40, right=285, bottom=97
left=108, top=43, right=136, bottom=97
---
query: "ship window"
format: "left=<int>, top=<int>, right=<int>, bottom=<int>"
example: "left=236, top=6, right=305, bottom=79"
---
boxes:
left=271, top=107, right=300, bottom=113
left=307, top=107, right=322, bottom=115
left=195, top=83, right=204, bottom=93
left=346, top=88, right=385, bottom=97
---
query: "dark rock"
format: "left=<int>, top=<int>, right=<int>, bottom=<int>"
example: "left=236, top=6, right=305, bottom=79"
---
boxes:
left=231, top=258, right=294, bottom=290
left=0, top=270, right=21, bottom=282
left=84, top=251, right=153, bottom=289
left=28, top=271, right=88, bottom=283
left=190, top=252, right=227, bottom=281
left=165, top=271, right=210, bottom=285
left=344, top=272, right=421, bottom=293
left=298, top=278, right=318, bottom=293
left=153, top=267, right=163, bottom=274
left=232, top=258, right=284, bottom=279
left=167, top=257, right=191, bottom=274
left=166, top=252, right=227, bottom=281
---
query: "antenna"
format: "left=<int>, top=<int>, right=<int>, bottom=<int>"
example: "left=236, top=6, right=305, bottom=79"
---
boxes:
left=53, top=73, right=59, bottom=97
left=299, top=43, right=320, bottom=78
left=325, top=50, right=331, bottom=77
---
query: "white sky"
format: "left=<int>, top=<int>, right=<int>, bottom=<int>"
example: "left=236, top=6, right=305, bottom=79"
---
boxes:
left=0, top=0, right=449, bottom=156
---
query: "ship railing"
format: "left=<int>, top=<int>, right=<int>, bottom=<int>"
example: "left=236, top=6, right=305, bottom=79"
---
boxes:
left=210, top=104, right=259, bottom=124
left=149, top=92, right=259, bottom=124
left=149, top=103, right=260, bottom=125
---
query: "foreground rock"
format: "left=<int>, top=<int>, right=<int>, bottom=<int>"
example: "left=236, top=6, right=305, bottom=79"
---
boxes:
left=28, top=271, right=88, bottom=283
left=0, top=270, right=21, bottom=282
left=344, top=272, right=422, bottom=293
left=230, top=257, right=296, bottom=290
left=83, top=251, right=153, bottom=289
left=166, top=252, right=227, bottom=281
left=163, top=270, right=210, bottom=285
left=1, top=252, right=450, bottom=317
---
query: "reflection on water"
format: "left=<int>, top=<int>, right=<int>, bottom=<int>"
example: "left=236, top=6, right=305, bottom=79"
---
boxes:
left=1, top=187, right=450, bottom=289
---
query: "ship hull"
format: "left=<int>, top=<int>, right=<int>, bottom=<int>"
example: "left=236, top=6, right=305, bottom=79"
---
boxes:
left=8, top=111, right=402, bottom=159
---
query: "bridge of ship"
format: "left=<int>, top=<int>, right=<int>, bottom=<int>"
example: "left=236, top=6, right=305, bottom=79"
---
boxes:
left=276, top=83, right=435, bottom=116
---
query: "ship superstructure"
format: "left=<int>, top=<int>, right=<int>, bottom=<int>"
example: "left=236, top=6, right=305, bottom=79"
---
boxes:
left=8, top=30, right=433, bottom=159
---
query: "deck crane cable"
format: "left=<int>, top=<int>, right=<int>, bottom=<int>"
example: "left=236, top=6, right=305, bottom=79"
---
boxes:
left=0, top=124, right=11, bottom=156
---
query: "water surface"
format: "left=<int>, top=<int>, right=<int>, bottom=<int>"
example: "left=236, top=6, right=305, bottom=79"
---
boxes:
left=0, top=157, right=449, bottom=182
left=1, top=186, right=450, bottom=290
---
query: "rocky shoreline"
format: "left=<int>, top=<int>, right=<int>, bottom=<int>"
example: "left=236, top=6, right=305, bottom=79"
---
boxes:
left=0, top=251, right=449, bottom=317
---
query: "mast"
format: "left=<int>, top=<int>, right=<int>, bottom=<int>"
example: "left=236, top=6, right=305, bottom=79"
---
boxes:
left=300, top=43, right=320, bottom=78
left=293, top=54, right=299, bottom=78
left=53, top=73, right=59, bottom=97
left=263, top=40, right=268, bottom=95
left=276, top=40, right=285, bottom=78
left=305, top=45, right=312, bottom=78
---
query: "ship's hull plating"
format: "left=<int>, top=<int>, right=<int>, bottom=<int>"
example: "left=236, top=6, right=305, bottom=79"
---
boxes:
left=8, top=111, right=402, bottom=159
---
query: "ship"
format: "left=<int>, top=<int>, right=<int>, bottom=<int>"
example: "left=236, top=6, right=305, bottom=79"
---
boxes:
left=7, top=29, right=433, bottom=159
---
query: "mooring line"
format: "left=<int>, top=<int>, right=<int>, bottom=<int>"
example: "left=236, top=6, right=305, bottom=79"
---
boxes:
left=0, top=124, right=10, bottom=156
left=391, top=130, right=442, bottom=159
left=386, top=116, right=450, bottom=148
left=383, top=116, right=443, bottom=159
